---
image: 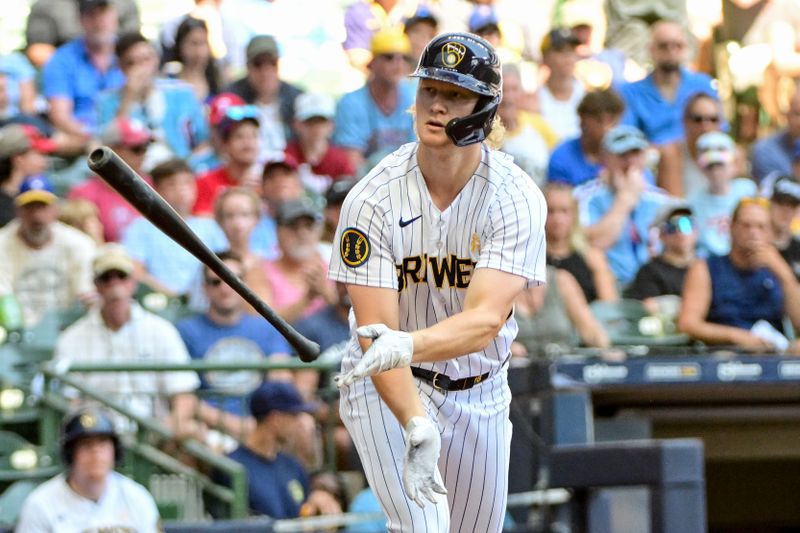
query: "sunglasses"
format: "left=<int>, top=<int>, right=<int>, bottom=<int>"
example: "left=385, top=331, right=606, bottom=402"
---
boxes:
left=663, top=216, right=694, bottom=235
left=224, top=105, right=259, bottom=122
left=378, top=53, right=408, bottom=62
left=655, top=40, right=685, bottom=51
left=689, top=114, right=720, bottom=124
left=250, top=57, right=277, bottom=68
left=96, top=270, right=129, bottom=283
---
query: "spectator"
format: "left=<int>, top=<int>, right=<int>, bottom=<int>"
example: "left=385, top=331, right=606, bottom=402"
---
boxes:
left=294, top=281, right=351, bottom=355
left=751, top=90, right=800, bottom=183
left=0, top=124, right=56, bottom=227
left=679, top=92, right=726, bottom=197
left=768, top=175, right=800, bottom=279
left=341, top=0, right=411, bottom=72
left=194, top=105, right=262, bottom=216
left=188, top=91, right=245, bottom=175
left=59, top=198, right=105, bottom=245
left=579, top=125, right=671, bottom=286
left=54, top=244, right=200, bottom=433
left=97, top=32, right=209, bottom=166
left=165, top=17, right=222, bottom=103
left=688, top=132, right=757, bottom=257
left=321, top=179, right=356, bottom=244
left=286, top=93, right=355, bottom=195
left=544, top=182, right=617, bottom=302
left=679, top=197, right=800, bottom=351
left=25, top=0, right=140, bottom=68
left=225, top=35, right=303, bottom=162
left=68, top=117, right=150, bottom=242
left=252, top=157, right=306, bottom=260
left=16, top=407, right=160, bottom=532
left=223, top=381, right=339, bottom=519
left=625, top=204, right=697, bottom=302
left=123, top=158, right=226, bottom=297
left=41, top=0, right=124, bottom=141
left=512, top=265, right=610, bottom=357
left=497, top=63, right=557, bottom=184
left=404, top=6, right=439, bottom=66
left=177, top=251, right=291, bottom=436
left=538, top=27, right=585, bottom=140
left=547, top=88, right=625, bottom=187
left=468, top=5, right=502, bottom=50
left=0, top=52, right=38, bottom=118
left=0, top=176, right=95, bottom=327
left=333, top=28, right=416, bottom=173
left=213, top=188, right=272, bottom=306
left=264, top=199, right=335, bottom=323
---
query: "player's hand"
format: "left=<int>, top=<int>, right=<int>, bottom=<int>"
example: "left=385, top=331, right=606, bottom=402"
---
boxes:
left=334, top=324, right=413, bottom=387
left=403, top=416, right=447, bottom=507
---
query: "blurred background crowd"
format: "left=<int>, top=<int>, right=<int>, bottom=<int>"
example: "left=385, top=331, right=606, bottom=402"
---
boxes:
left=2, top=0, right=800, bottom=528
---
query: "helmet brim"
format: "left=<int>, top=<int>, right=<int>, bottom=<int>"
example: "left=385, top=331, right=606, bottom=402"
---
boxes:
left=411, top=67, right=496, bottom=97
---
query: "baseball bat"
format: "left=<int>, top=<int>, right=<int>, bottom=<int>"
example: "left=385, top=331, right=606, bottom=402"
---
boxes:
left=87, top=147, right=321, bottom=362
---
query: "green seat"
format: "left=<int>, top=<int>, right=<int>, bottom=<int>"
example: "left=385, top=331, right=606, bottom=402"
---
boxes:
left=0, top=431, right=59, bottom=485
left=0, top=479, right=40, bottom=525
left=590, top=299, right=689, bottom=346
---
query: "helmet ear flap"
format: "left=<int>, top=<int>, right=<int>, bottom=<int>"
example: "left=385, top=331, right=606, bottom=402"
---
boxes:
left=444, top=94, right=500, bottom=147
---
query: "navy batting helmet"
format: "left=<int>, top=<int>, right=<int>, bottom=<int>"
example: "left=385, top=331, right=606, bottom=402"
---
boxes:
left=60, top=407, right=123, bottom=467
left=411, top=32, right=502, bottom=147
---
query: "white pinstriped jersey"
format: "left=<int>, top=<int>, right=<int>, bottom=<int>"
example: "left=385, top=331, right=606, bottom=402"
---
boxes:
left=329, top=142, right=547, bottom=380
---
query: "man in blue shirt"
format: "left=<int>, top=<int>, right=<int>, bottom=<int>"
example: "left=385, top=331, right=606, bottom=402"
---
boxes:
left=750, top=92, right=800, bottom=183
left=333, top=28, right=416, bottom=175
left=177, top=251, right=291, bottom=422
left=41, top=0, right=124, bottom=140
left=547, top=88, right=625, bottom=186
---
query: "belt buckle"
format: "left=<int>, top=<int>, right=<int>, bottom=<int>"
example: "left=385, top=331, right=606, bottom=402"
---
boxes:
left=431, top=372, right=444, bottom=391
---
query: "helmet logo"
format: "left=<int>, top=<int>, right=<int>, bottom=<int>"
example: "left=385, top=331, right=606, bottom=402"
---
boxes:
left=80, top=413, right=96, bottom=428
left=442, top=42, right=466, bottom=68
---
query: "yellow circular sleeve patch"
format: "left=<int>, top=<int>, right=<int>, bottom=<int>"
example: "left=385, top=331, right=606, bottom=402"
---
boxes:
left=340, top=227, right=371, bottom=268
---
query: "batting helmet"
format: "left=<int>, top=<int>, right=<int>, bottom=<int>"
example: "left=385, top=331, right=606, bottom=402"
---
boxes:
left=411, top=32, right=502, bottom=147
left=60, top=407, right=123, bottom=467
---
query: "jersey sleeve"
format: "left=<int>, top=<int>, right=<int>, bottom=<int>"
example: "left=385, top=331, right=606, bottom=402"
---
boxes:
left=476, top=177, right=547, bottom=287
left=328, top=178, right=397, bottom=289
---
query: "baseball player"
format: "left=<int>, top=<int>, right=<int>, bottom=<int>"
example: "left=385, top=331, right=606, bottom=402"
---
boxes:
left=330, top=32, right=547, bottom=532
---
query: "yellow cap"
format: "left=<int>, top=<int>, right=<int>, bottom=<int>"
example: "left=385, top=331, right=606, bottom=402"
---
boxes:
left=370, top=28, right=411, bottom=56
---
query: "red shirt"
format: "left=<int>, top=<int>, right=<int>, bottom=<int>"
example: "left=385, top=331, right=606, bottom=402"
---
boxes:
left=193, top=167, right=236, bottom=216
left=284, top=141, right=355, bottom=181
left=68, top=176, right=141, bottom=242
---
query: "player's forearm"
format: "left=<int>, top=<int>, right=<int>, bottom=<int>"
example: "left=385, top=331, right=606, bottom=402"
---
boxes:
left=371, top=368, right=426, bottom=426
left=410, top=307, right=504, bottom=363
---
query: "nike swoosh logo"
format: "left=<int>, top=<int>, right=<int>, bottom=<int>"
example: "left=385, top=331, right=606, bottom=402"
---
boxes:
left=399, top=215, right=422, bottom=228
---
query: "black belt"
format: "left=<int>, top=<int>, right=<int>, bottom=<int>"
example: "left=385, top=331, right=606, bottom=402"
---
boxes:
left=411, top=367, right=490, bottom=392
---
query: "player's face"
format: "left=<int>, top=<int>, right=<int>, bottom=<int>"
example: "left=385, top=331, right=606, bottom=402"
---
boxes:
left=71, top=436, right=115, bottom=482
left=415, top=79, right=480, bottom=148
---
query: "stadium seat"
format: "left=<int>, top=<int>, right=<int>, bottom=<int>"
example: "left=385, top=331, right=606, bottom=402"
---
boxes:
left=589, top=299, right=689, bottom=346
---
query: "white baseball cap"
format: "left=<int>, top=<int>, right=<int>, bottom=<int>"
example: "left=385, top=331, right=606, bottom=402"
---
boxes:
left=294, top=93, right=336, bottom=122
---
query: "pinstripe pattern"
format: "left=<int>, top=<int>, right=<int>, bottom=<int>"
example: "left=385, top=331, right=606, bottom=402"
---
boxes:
left=329, top=142, right=546, bottom=532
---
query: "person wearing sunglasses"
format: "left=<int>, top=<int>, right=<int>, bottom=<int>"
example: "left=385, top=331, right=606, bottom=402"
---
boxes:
left=767, top=175, right=800, bottom=280
left=679, top=92, right=725, bottom=198
left=68, top=117, right=150, bottom=242
left=625, top=204, right=697, bottom=302
left=679, top=197, right=800, bottom=353
left=688, top=131, right=757, bottom=258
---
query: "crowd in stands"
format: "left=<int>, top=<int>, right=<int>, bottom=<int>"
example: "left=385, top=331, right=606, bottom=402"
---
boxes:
left=4, top=0, right=800, bottom=526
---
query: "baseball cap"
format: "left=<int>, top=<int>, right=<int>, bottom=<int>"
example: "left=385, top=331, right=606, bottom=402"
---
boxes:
left=370, top=28, right=411, bottom=56
left=92, top=243, right=134, bottom=279
left=653, top=202, right=693, bottom=228
left=771, top=175, right=800, bottom=205
left=276, top=197, right=322, bottom=226
left=468, top=6, right=500, bottom=34
left=77, top=0, right=110, bottom=14
left=0, top=124, right=57, bottom=158
left=100, top=117, right=153, bottom=148
left=263, top=153, right=299, bottom=177
left=404, top=5, right=438, bottom=31
left=294, top=92, right=336, bottom=122
left=216, top=105, right=260, bottom=137
left=325, top=179, right=356, bottom=207
left=541, top=27, right=581, bottom=55
left=696, top=131, right=735, bottom=169
left=602, top=125, right=648, bottom=155
left=249, top=381, right=317, bottom=418
left=246, top=35, right=279, bottom=64
left=15, top=176, right=57, bottom=207
left=208, top=93, right=246, bottom=128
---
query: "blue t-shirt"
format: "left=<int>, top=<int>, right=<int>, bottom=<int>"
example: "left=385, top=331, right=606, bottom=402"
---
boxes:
left=225, top=446, right=309, bottom=519
left=333, top=80, right=416, bottom=167
left=688, top=178, right=757, bottom=257
left=0, top=52, right=36, bottom=117
left=97, top=78, right=209, bottom=158
left=580, top=182, right=671, bottom=284
left=41, top=39, right=125, bottom=132
left=122, top=216, right=227, bottom=294
left=176, top=314, right=291, bottom=414
left=750, top=130, right=792, bottom=184
left=294, top=306, right=350, bottom=353
left=547, top=137, right=601, bottom=186
left=619, top=67, right=718, bottom=145
left=252, top=214, right=279, bottom=260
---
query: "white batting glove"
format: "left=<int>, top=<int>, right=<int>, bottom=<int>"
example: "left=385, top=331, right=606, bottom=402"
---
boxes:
left=334, top=324, right=413, bottom=387
left=403, top=416, right=447, bottom=507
